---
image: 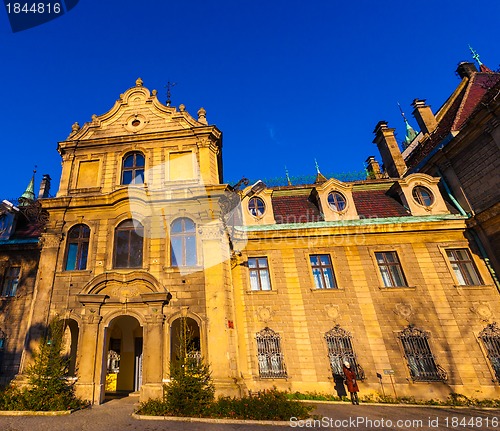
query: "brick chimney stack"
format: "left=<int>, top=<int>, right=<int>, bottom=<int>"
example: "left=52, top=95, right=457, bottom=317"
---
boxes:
left=456, top=62, right=478, bottom=79
left=411, top=99, right=437, bottom=135
left=38, top=174, right=51, bottom=199
left=365, top=156, right=383, bottom=179
left=373, top=121, right=407, bottom=178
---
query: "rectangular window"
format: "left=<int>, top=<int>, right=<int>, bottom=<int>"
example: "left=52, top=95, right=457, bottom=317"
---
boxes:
left=1, top=266, right=21, bottom=297
left=248, top=257, right=271, bottom=291
left=399, top=326, right=447, bottom=382
left=256, top=328, right=287, bottom=378
left=310, top=254, right=337, bottom=289
left=375, top=251, right=407, bottom=287
left=446, top=249, right=483, bottom=286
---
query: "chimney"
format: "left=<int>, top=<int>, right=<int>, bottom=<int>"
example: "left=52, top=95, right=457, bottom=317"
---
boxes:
left=38, top=174, right=51, bottom=199
left=365, top=156, right=383, bottom=179
left=372, top=121, right=407, bottom=178
left=456, top=62, right=478, bottom=79
left=411, top=99, right=437, bottom=135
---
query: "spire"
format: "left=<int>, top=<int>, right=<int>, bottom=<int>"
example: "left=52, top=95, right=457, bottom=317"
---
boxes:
left=398, top=102, right=418, bottom=149
left=285, top=166, right=292, bottom=186
left=469, top=45, right=493, bottom=73
left=314, top=159, right=327, bottom=183
left=19, top=168, right=36, bottom=206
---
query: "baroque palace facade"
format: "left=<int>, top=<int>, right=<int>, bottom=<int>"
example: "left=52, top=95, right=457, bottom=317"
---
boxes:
left=0, top=76, right=499, bottom=404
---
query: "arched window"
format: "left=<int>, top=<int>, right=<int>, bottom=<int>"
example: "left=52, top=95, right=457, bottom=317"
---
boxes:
left=324, top=325, right=364, bottom=379
left=479, top=322, right=500, bottom=381
left=170, top=218, right=196, bottom=267
left=399, top=325, right=447, bottom=382
left=255, top=327, right=287, bottom=378
left=121, top=152, right=145, bottom=185
left=114, top=219, right=144, bottom=268
left=64, top=224, right=90, bottom=271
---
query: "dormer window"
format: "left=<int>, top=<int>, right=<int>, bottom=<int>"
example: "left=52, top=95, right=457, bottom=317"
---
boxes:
left=327, top=191, right=347, bottom=212
left=248, top=197, right=266, bottom=217
left=121, top=152, right=145, bottom=185
left=412, top=186, right=434, bottom=207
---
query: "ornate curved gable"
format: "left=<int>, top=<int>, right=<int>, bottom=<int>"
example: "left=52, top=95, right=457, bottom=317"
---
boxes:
left=65, top=78, right=207, bottom=142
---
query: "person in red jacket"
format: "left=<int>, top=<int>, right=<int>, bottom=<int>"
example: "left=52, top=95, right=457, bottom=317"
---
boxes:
left=342, top=360, right=360, bottom=405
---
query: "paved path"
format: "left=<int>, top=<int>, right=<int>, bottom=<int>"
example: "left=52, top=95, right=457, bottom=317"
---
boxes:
left=0, top=395, right=499, bottom=431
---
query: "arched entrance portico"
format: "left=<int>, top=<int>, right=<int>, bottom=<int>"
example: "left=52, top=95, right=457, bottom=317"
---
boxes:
left=104, top=315, right=143, bottom=396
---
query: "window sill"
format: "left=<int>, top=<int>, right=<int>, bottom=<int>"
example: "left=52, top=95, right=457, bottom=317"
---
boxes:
left=310, top=287, right=344, bottom=292
left=246, top=289, right=277, bottom=294
left=68, top=187, right=102, bottom=194
left=58, top=270, right=93, bottom=275
left=0, top=295, right=16, bottom=300
left=453, top=284, right=493, bottom=289
left=163, top=265, right=203, bottom=273
left=378, top=286, right=417, bottom=291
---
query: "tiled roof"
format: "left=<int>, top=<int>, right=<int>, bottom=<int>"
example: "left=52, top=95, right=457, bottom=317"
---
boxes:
left=352, top=190, right=409, bottom=218
left=405, top=72, right=500, bottom=170
left=270, top=183, right=410, bottom=223
left=271, top=189, right=323, bottom=224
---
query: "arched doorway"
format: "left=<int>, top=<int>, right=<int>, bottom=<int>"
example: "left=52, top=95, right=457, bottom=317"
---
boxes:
left=170, top=317, right=201, bottom=365
left=62, top=319, right=79, bottom=377
left=104, top=315, right=143, bottom=395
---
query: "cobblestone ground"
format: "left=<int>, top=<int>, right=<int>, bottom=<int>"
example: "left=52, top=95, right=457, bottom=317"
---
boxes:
left=0, top=396, right=498, bottom=431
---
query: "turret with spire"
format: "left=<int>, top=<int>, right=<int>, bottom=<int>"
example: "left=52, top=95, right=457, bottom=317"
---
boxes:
left=18, top=169, right=36, bottom=207
left=398, top=102, right=418, bottom=149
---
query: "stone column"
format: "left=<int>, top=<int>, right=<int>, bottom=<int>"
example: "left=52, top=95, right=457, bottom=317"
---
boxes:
left=75, top=294, right=107, bottom=404
left=140, top=292, right=170, bottom=402
left=199, top=223, right=240, bottom=396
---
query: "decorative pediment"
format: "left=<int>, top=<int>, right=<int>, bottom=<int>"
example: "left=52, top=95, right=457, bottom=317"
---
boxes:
left=64, top=79, right=207, bottom=142
left=81, top=271, right=165, bottom=297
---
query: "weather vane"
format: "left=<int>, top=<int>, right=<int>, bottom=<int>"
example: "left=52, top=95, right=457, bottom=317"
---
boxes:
left=165, top=81, right=177, bottom=106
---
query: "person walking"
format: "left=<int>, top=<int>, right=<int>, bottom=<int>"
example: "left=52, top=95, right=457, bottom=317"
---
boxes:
left=342, top=360, right=360, bottom=405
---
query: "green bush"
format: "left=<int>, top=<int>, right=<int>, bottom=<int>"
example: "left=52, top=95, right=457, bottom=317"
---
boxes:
left=137, top=387, right=313, bottom=420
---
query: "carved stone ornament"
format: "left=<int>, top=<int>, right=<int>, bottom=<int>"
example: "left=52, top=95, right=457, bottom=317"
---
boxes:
left=111, top=286, right=140, bottom=299
left=257, top=306, right=273, bottom=323
left=198, top=223, right=224, bottom=240
left=471, top=302, right=493, bottom=322
left=325, top=304, right=340, bottom=320
left=394, top=303, right=413, bottom=321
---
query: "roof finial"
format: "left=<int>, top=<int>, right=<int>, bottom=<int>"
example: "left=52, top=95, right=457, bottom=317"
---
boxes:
left=469, top=45, right=493, bottom=73
left=469, top=45, right=483, bottom=66
left=165, top=81, right=176, bottom=107
left=314, top=158, right=321, bottom=174
left=314, top=159, right=327, bottom=184
left=398, top=102, right=418, bottom=149
left=285, top=166, right=292, bottom=186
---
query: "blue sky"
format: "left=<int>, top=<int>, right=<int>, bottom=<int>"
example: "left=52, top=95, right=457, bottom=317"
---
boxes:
left=0, top=0, right=499, bottom=199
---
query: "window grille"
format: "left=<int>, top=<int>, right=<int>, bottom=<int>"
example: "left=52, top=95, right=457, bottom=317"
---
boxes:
left=256, top=327, right=287, bottom=378
left=324, top=325, right=364, bottom=379
left=479, top=322, right=500, bottom=382
left=399, top=325, right=447, bottom=382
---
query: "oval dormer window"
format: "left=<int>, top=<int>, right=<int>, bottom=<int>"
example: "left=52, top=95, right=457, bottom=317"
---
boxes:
left=412, top=186, right=434, bottom=207
left=327, top=191, right=347, bottom=212
left=248, top=197, right=266, bottom=217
